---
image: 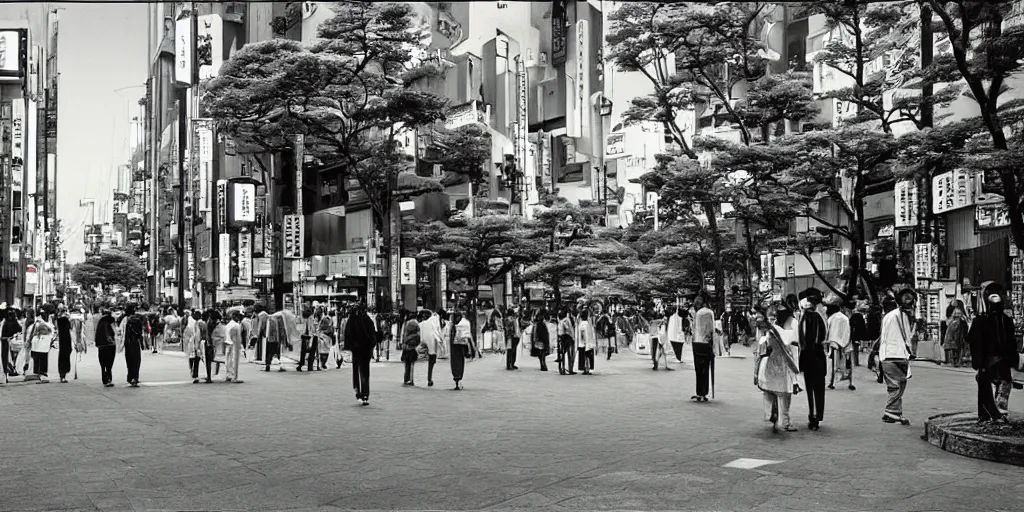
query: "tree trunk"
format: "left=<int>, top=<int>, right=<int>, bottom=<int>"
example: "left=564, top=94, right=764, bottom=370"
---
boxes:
left=703, top=202, right=725, bottom=313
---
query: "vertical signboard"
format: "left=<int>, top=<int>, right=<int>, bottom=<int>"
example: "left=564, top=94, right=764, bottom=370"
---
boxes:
left=12, top=100, right=23, bottom=194
left=294, top=134, right=304, bottom=215
left=516, top=56, right=529, bottom=212
left=174, top=11, right=193, bottom=85
left=282, top=214, right=304, bottom=259
left=575, top=20, right=589, bottom=140
left=218, top=233, right=231, bottom=287
left=197, top=14, right=224, bottom=80
left=216, top=179, right=227, bottom=230
left=913, top=243, right=937, bottom=289
left=551, top=0, right=567, bottom=66
left=400, top=257, right=416, bottom=286
left=439, top=263, right=448, bottom=311
left=231, top=182, right=256, bottom=225
left=196, top=120, right=213, bottom=213
left=237, top=231, right=252, bottom=286
left=932, top=169, right=976, bottom=214
left=894, top=180, right=918, bottom=228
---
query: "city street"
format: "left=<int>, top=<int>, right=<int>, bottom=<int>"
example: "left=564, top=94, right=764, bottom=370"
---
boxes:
left=1, top=345, right=1021, bottom=511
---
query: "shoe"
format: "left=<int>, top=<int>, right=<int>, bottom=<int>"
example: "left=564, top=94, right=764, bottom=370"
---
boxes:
left=828, top=384, right=835, bottom=390
left=296, top=367, right=303, bottom=372
left=512, top=365, right=518, bottom=370
left=665, top=367, right=675, bottom=371
left=848, top=384, right=857, bottom=391
left=701, top=396, right=709, bottom=402
left=691, top=395, right=701, bottom=402
left=361, top=399, right=369, bottom=406
left=771, top=423, right=779, bottom=434
left=568, top=371, right=577, bottom=375
left=60, top=378, right=67, bottom=383
left=205, top=378, right=213, bottom=383
left=784, top=425, right=798, bottom=432
left=225, top=378, right=233, bottom=383
left=278, top=368, right=286, bottom=372
left=104, top=383, right=114, bottom=388
left=428, top=380, right=434, bottom=387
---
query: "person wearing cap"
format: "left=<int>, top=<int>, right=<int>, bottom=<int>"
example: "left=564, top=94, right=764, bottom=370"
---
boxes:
left=797, top=287, right=828, bottom=430
left=878, top=288, right=917, bottom=425
left=967, top=283, right=1023, bottom=423
left=824, top=294, right=854, bottom=391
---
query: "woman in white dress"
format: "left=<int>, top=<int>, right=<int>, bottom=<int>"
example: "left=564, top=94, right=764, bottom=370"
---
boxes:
left=755, top=306, right=801, bottom=432
left=30, top=310, right=56, bottom=381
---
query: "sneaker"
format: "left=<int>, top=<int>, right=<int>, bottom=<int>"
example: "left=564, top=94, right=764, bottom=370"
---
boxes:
left=361, top=398, right=369, bottom=406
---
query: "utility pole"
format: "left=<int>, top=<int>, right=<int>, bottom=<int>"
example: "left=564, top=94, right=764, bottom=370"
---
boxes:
left=293, top=134, right=304, bottom=315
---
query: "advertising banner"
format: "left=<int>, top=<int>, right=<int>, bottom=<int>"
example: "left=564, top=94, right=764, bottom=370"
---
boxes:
left=231, top=182, right=256, bottom=224
left=894, top=180, right=918, bottom=228
left=216, top=179, right=227, bottom=229
left=932, top=169, right=976, bottom=214
left=218, top=233, right=231, bottom=287
left=283, top=214, right=304, bottom=259
left=400, top=257, right=416, bottom=286
left=237, top=232, right=252, bottom=286
left=174, top=12, right=193, bottom=85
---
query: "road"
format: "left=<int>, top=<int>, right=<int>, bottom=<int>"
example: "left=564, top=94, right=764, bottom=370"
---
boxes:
left=1, top=344, right=1021, bottom=511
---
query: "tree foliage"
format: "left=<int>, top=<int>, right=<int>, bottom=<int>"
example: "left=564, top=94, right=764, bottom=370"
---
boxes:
left=70, top=248, right=148, bottom=293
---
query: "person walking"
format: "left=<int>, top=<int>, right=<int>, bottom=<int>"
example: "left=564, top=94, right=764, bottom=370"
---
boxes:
left=849, top=302, right=867, bottom=367
left=666, top=306, right=688, bottom=364
left=797, top=288, right=828, bottom=430
left=225, top=310, right=245, bottom=383
left=206, top=310, right=227, bottom=382
left=29, top=310, right=55, bottom=382
left=345, top=305, right=376, bottom=405
left=944, top=301, right=968, bottom=368
left=56, top=306, right=73, bottom=383
left=968, top=283, right=1023, bottom=423
left=691, top=297, right=715, bottom=401
left=533, top=309, right=552, bottom=373
left=649, top=311, right=667, bottom=371
left=449, top=310, right=475, bottom=390
left=1, top=307, right=22, bottom=378
left=879, top=288, right=917, bottom=425
left=418, top=309, right=442, bottom=385
left=263, top=312, right=286, bottom=372
left=595, top=307, right=616, bottom=360
left=575, top=309, right=597, bottom=375
left=755, top=305, right=801, bottom=433
left=503, top=308, right=521, bottom=371
left=122, top=304, right=146, bottom=387
left=297, top=308, right=316, bottom=372
left=401, top=310, right=421, bottom=386
left=317, top=307, right=333, bottom=370
left=184, top=311, right=203, bottom=383
left=555, top=310, right=573, bottom=374
left=94, top=309, right=118, bottom=387
left=824, top=294, right=854, bottom=391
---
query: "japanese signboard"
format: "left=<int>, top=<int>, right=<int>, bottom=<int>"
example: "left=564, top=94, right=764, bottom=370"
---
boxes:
left=282, top=214, right=304, bottom=259
left=932, top=169, right=975, bottom=214
left=894, top=180, right=918, bottom=228
left=175, top=11, right=192, bottom=85
left=606, top=133, right=625, bottom=158
left=914, top=243, right=938, bottom=287
left=400, top=257, right=416, bottom=286
left=976, top=200, right=1011, bottom=230
left=216, top=180, right=227, bottom=230
left=218, top=233, right=231, bottom=287
left=551, top=0, right=567, bottom=66
left=231, top=182, right=256, bottom=224
left=575, top=20, right=589, bottom=139
left=237, top=232, right=252, bottom=286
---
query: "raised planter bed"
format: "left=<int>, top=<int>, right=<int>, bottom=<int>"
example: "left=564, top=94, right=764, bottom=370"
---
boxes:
left=923, top=411, right=1024, bottom=467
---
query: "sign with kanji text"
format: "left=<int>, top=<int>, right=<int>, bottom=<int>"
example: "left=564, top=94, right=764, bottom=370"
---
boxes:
left=282, top=214, right=304, bottom=259
left=895, top=180, right=918, bottom=228
left=218, top=233, right=231, bottom=287
left=932, top=169, right=975, bottom=214
left=400, top=257, right=416, bottom=285
left=216, top=180, right=227, bottom=230
left=237, top=232, right=252, bottom=286
left=913, top=243, right=938, bottom=284
left=231, top=182, right=256, bottom=224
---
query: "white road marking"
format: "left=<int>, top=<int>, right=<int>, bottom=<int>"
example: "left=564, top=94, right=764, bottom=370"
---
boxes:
left=138, top=380, right=194, bottom=387
left=723, top=458, right=783, bottom=470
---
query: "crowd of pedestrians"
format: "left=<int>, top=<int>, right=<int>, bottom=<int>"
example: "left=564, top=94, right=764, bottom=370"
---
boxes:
left=2, top=282, right=1021, bottom=427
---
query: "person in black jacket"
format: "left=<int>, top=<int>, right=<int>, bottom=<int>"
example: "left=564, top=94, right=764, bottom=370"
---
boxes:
left=1, top=308, right=22, bottom=378
left=345, top=304, right=376, bottom=405
left=122, top=304, right=146, bottom=387
left=94, top=309, right=117, bottom=387
left=848, top=302, right=867, bottom=368
left=968, top=283, right=1022, bottom=423
left=797, top=288, right=828, bottom=431
left=56, top=306, right=73, bottom=383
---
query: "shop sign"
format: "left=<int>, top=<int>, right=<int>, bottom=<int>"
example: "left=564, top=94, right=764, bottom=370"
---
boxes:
left=282, top=214, right=304, bottom=259
left=976, top=200, right=1011, bottom=230
left=175, top=11, right=193, bottom=85
left=894, top=180, right=918, bottom=228
left=218, top=233, right=231, bottom=287
left=575, top=20, right=589, bottom=138
left=400, top=257, right=416, bottom=285
left=216, top=180, right=227, bottom=229
left=252, top=257, right=273, bottom=277
left=551, top=0, right=567, bottom=66
left=606, top=133, right=625, bottom=158
left=932, top=169, right=975, bottom=214
left=237, top=232, right=252, bottom=286
left=231, top=182, right=256, bottom=224
left=913, top=243, right=938, bottom=281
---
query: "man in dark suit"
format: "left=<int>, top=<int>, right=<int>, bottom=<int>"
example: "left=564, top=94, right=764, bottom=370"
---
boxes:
left=798, top=287, right=828, bottom=431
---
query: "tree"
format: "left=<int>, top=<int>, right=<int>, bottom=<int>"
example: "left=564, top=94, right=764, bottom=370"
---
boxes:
left=206, top=2, right=453, bottom=273
left=921, top=1, right=1024, bottom=251
left=70, top=248, right=148, bottom=294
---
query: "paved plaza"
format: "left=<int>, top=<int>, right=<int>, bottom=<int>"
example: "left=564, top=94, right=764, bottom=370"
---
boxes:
left=1, top=346, right=1022, bottom=511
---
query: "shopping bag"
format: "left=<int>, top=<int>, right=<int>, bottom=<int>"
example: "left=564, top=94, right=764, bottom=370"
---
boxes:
left=341, top=349, right=353, bottom=364
left=633, top=333, right=651, bottom=355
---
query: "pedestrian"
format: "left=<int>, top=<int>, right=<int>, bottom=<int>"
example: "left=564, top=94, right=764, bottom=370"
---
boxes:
left=691, top=295, right=715, bottom=402
left=417, top=309, right=441, bottom=385
left=755, top=306, right=800, bottom=433
left=944, top=300, right=968, bottom=367
left=335, top=306, right=349, bottom=369
left=849, top=302, right=867, bottom=367
left=824, top=294, right=854, bottom=391
left=449, top=310, right=475, bottom=390
left=666, top=306, right=687, bottom=363
left=252, top=304, right=269, bottom=363
left=56, top=305, right=73, bottom=383
left=263, top=311, right=287, bottom=372
left=1, top=307, right=23, bottom=378
left=533, top=309, right=552, bottom=372
left=297, top=308, right=316, bottom=372
left=206, top=310, right=227, bottom=382
left=967, top=283, right=1024, bottom=423
left=649, top=311, right=667, bottom=371
left=401, top=310, right=420, bottom=386
left=868, top=299, right=893, bottom=376
left=94, top=309, right=117, bottom=387
left=595, top=307, right=616, bottom=360
left=345, top=304, right=376, bottom=405
left=555, top=309, right=573, bottom=374
left=797, top=288, right=827, bottom=430
left=29, top=310, right=55, bottom=382
left=503, top=308, right=521, bottom=371
left=225, top=310, right=244, bottom=383
left=162, top=307, right=180, bottom=349
left=122, top=304, right=146, bottom=387
left=149, top=310, right=164, bottom=353
left=879, top=288, right=916, bottom=425
left=576, top=309, right=597, bottom=375
left=317, top=307, right=333, bottom=370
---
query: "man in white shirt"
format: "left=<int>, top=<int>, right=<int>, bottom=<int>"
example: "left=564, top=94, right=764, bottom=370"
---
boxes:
left=225, top=310, right=245, bottom=383
left=879, top=288, right=916, bottom=425
left=691, top=295, right=716, bottom=402
left=824, top=295, right=854, bottom=391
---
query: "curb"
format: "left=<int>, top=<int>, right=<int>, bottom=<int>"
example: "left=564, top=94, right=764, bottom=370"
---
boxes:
left=923, top=411, right=1024, bottom=467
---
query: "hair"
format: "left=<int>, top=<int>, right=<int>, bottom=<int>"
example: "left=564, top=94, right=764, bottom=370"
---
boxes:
left=580, top=309, right=590, bottom=321
left=124, top=304, right=136, bottom=316
left=774, top=306, right=793, bottom=327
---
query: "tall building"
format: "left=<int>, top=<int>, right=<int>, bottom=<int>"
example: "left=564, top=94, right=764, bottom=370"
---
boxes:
left=0, top=4, right=60, bottom=307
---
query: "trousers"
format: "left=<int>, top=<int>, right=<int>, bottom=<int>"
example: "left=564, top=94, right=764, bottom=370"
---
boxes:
left=125, top=343, right=141, bottom=383
left=352, top=351, right=371, bottom=399
left=693, top=343, right=714, bottom=397
left=803, top=361, right=827, bottom=422
left=225, top=343, right=241, bottom=381
left=764, top=392, right=792, bottom=427
left=506, top=338, right=519, bottom=369
left=264, top=342, right=281, bottom=371
left=97, top=346, right=115, bottom=385
left=977, top=367, right=1012, bottom=421
left=428, top=354, right=437, bottom=382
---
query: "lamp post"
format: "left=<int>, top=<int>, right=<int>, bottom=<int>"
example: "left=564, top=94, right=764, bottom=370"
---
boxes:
left=596, top=94, right=613, bottom=226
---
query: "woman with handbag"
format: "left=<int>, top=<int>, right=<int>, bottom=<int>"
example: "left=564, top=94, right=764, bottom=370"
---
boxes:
left=449, top=310, right=475, bottom=390
left=755, top=307, right=801, bottom=433
left=30, top=310, right=56, bottom=382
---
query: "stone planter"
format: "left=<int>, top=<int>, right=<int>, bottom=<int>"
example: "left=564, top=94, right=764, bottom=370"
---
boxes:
left=923, top=412, right=1024, bottom=467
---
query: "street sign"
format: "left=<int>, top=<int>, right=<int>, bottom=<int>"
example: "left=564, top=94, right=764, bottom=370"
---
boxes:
left=282, top=214, right=304, bottom=259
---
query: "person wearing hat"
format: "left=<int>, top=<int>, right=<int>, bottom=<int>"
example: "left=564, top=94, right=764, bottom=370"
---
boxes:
left=824, top=293, right=855, bottom=391
left=878, top=288, right=917, bottom=425
left=967, top=282, right=1023, bottom=423
left=797, top=287, right=828, bottom=430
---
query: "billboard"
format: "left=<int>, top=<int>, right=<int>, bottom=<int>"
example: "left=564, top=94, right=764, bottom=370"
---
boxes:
left=231, top=182, right=256, bottom=224
left=0, top=30, right=25, bottom=80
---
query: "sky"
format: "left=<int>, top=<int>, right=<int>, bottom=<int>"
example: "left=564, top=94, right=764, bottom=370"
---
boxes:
left=49, top=2, right=149, bottom=263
